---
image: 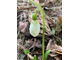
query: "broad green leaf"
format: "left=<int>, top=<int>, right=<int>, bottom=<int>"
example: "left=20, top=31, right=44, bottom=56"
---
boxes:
left=24, top=49, right=30, bottom=55
left=44, top=50, right=50, bottom=60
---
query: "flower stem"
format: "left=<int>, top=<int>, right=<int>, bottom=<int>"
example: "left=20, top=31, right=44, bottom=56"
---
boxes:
left=34, top=10, right=45, bottom=60
left=42, top=16, right=45, bottom=60
left=30, top=0, right=45, bottom=60
left=34, top=9, right=40, bottom=13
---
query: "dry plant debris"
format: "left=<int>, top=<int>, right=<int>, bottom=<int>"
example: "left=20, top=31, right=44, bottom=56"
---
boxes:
left=17, top=0, right=62, bottom=60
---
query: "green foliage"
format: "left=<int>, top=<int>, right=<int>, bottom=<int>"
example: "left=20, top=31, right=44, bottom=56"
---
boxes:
left=32, top=55, right=37, bottom=60
left=24, top=49, right=30, bottom=55
left=51, top=19, right=56, bottom=35
left=52, top=9, right=55, bottom=11
left=31, top=50, right=50, bottom=60
left=51, top=28, right=55, bottom=35
left=44, top=50, right=50, bottom=60
left=53, top=19, right=56, bottom=22
left=50, top=15, right=52, bottom=17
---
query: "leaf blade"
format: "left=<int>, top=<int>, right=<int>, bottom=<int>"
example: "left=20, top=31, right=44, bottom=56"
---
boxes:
left=24, top=49, right=30, bottom=55
left=44, top=50, right=50, bottom=60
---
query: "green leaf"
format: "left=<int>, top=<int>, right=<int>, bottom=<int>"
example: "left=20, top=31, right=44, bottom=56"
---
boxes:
left=53, top=19, right=56, bottom=22
left=44, top=50, right=50, bottom=60
left=50, top=15, right=52, bottom=17
left=31, top=55, right=37, bottom=60
left=31, top=59, right=34, bottom=60
left=24, top=49, right=30, bottom=55
left=52, top=9, right=55, bottom=11
left=51, top=28, right=55, bottom=35
left=51, top=19, right=56, bottom=35
left=34, top=55, right=37, bottom=60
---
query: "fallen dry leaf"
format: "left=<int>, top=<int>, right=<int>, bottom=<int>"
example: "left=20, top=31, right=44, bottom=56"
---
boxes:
left=24, top=39, right=34, bottom=49
left=17, top=39, right=23, bottom=46
left=19, top=21, right=28, bottom=33
left=19, top=21, right=30, bottom=37
left=29, top=38, right=42, bottom=50
left=56, top=16, right=62, bottom=33
left=46, top=39, right=62, bottom=60
left=29, top=39, right=37, bottom=50
left=17, top=45, right=25, bottom=54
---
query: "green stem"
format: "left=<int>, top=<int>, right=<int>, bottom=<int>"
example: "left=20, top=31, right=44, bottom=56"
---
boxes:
left=30, top=0, right=45, bottom=60
left=34, top=9, right=40, bottom=13
left=34, top=11, right=45, bottom=60
left=42, top=16, right=45, bottom=60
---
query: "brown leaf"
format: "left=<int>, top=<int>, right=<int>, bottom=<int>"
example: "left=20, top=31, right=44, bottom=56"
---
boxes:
left=57, top=16, right=62, bottom=26
left=45, top=14, right=56, bottom=28
left=46, top=39, right=62, bottom=60
left=35, top=40, right=42, bottom=49
left=19, top=21, right=30, bottom=37
left=39, top=0, right=45, bottom=3
left=29, top=39, right=42, bottom=50
left=17, top=45, right=25, bottom=54
left=47, top=0, right=57, bottom=3
left=46, top=39, right=62, bottom=54
left=24, top=40, right=34, bottom=49
left=56, top=16, right=62, bottom=33
left=29, top=39, right=36, bottom=50
left=19, top=21, right=28, bottom=33
left=17, top=39, right=23, bottom=46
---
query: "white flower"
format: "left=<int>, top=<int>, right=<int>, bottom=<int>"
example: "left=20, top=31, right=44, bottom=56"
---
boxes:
left=29, top=20, right=40, bottom=37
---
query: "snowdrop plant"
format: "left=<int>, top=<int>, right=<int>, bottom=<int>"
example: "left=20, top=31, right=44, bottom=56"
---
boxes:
left=29, top=0, right=50, bottom=60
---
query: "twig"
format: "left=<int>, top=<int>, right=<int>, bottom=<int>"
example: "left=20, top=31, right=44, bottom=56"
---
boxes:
left=27, top=53, right=33, bottom=59
left=17, top=31, right=20, bottom=38
left=27, top=55, right=29, bottom=60
left=17, top=3, right=45, bottom=11
left=44, top=6, right=62, bottom=10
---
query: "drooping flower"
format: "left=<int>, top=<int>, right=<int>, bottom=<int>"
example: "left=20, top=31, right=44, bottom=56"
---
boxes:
left=29, top=13, right=40, bottom=37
